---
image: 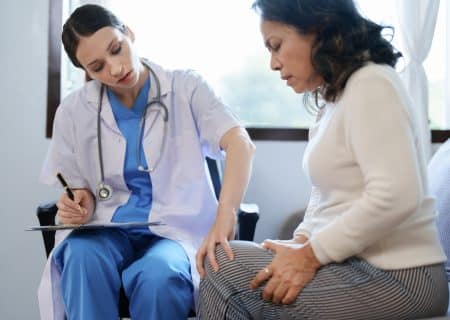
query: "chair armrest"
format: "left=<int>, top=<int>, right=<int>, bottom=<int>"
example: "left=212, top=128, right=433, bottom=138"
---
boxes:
left=237, top=203, right=259, bottom=241
left=36, top=201, right=58, bottom=257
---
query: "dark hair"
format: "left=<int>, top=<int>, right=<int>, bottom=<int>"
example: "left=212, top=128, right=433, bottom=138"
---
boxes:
left=62, top=4, right=126, bottom=68
left=252, top=0, right=402, bottom=105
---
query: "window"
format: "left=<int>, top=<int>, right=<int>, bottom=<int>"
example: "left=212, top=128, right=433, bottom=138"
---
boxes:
left=424, top=1, right=446, bottom=130
left=356, top=0, right=448, bottom=131
left=60, top=0, right=314, bottom=130
left=48, top=0, right=450, bottom=141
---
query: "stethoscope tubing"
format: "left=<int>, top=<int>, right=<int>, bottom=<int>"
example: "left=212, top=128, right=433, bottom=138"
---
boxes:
left=96, top=59, right=169, bottom=200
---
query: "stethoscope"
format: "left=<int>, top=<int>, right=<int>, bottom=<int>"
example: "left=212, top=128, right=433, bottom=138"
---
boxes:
left=96, top=60, right=169, bottom=201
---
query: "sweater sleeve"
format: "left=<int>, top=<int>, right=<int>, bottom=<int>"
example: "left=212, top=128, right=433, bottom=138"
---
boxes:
left=293, top=186, right=321, bottom=239
left=310, top=67, right=423, bottom=265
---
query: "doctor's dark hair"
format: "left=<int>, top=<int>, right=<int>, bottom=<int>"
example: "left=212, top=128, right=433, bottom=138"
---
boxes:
left=252, top=0, right=402, bottom=105
left=62, top=4, right=126, bottom=68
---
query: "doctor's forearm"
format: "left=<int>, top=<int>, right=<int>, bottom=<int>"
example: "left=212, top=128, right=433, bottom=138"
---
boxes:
left=218, top=128, right=256, bottom=213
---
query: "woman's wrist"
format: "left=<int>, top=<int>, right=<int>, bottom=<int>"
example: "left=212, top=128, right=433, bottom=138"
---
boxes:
left=303, top=242, right=322, bottom=269
left=293, top=234, right=309, bottom=244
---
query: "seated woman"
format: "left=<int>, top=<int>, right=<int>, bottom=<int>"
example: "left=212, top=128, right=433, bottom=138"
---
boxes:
left=197, top=0, right=449, bottom=319
left=38, top=4, right=255, bottom=320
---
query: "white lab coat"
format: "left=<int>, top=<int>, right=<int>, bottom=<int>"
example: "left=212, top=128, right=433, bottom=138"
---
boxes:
left=38, top=61, right=240, bottom=319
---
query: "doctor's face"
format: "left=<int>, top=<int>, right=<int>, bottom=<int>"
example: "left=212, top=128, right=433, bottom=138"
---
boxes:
left=75, top=26, right=143, bottom=90
left=260, top=20, right=323, bottom=93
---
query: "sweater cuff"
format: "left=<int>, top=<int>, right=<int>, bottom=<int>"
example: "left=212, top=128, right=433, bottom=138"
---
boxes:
left=293, top=229, right=312, bottom=240
left=310, top=237, right=333, bottom=265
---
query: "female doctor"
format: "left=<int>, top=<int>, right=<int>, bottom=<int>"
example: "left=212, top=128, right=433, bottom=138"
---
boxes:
left=39, top=4, right=255, bottom=320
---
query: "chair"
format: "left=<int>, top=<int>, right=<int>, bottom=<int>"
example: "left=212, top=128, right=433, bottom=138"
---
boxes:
left=36, top=157, right=259, bottom=319
left=428, top=139, right=450, bottom=317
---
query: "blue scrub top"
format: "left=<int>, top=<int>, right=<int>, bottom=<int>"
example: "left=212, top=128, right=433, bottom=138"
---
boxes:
left=107, top=77, right=152, bottom=229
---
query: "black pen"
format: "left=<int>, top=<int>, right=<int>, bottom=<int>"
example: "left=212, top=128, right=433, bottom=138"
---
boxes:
left=56, top=172, right=75, bottom=201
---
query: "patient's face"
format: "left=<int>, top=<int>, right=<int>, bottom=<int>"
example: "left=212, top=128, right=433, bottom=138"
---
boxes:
left=260, top=20, right=323, bottom=94
left=75, top=26, right=144, bottom=91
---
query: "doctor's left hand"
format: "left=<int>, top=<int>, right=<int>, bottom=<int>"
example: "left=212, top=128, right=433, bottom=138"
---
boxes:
left=196, top=203, right=237, bottom=278
left=56, top=188, right=95, bottom=224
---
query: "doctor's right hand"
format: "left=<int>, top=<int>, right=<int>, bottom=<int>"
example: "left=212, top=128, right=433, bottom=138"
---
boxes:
left=196, top=203, right=237, bottom=278
left=56, top=188, right=95, bottom=224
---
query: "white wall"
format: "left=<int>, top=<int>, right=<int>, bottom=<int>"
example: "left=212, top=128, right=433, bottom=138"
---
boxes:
left=245, top=141, right=310, bottom=242
left=0, top=0, right=59, bottom=318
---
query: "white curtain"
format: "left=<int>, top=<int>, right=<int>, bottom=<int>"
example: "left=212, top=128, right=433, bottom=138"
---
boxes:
left=446, top=1, right=450, bottom=128
left=396, top=0, right=440, bottom=160
left=78, top=0, right=111, bottom=6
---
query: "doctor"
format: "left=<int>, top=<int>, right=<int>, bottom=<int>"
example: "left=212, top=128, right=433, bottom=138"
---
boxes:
left=39, top=4, right=255, bottom=320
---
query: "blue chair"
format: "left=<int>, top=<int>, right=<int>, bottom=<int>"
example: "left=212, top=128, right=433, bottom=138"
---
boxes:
left=428, top=139, right=450, bottom=318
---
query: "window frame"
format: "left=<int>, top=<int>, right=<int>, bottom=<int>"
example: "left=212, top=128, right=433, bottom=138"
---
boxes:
left=46, top=1, right=450, bottom=142
left=46, top=0, right=63, bottom=138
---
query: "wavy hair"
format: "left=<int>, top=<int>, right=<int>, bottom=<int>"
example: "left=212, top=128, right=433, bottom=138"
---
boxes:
left=62, top=4, right=126, bottom=69
left=252, top=0, right=402, bottom=110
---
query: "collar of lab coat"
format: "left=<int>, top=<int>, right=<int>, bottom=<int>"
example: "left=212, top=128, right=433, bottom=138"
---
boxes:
left=84, top=60, right=172, bottom=134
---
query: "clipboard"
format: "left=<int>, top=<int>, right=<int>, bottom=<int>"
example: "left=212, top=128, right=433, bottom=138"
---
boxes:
left=26, top=221, right=164, bottom=231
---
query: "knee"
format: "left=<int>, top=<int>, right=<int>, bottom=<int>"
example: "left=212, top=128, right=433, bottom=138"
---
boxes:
left=204, top=241, right=269, bottom=280
left=136, top=257, right=192, bottom=292
left=205, top=241, right=251, bottom=270
left=53, top=234, right=105, bottom=270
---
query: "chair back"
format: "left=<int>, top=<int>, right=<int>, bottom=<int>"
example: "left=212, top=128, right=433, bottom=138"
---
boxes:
left=428, top=139, right=450, bottom=282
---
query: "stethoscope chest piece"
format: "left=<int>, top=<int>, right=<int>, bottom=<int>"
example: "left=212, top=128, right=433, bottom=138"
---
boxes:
left=96, top=183, right=113, bottom=201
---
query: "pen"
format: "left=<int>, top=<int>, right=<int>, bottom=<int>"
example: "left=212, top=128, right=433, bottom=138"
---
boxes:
left=56, top=172, right=75, bottom=201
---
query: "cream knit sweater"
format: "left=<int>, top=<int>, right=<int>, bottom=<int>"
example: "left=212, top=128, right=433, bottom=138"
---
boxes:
left=295, top=63, right=446, bottom=269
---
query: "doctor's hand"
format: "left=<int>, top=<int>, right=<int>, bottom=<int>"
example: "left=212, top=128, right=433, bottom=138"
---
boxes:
left=250, top=241, right=321, bottom=305
left=56, top=188, right=95, bottom=225
left=196, top=203, right=237, bottom=278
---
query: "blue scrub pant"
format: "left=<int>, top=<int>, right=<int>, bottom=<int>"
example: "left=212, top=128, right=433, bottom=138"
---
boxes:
left=53, top=229, right=193, bottom=320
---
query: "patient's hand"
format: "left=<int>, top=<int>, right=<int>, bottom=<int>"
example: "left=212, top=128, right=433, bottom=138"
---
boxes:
left=196, top=203, right=237, bottom=278
left=250, top=240, right=321, bottom=305
left=56, top=188, right=95, bottom=225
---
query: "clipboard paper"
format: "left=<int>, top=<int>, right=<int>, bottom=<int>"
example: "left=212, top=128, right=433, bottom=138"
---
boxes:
left=26, top=221, right=164, bottom=231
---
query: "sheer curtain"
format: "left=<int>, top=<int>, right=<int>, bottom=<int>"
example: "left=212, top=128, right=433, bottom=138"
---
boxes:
left=79, top=0, right=110, bottom=6
left=446, top=1, right=450, bottom=128
left=396, top=0, right=440, bottom=160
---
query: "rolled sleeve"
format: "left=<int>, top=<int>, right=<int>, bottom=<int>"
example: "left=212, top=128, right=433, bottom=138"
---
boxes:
left=187, top=71, right=241, bottom=159
left=293, top=186, right=321, bottom=239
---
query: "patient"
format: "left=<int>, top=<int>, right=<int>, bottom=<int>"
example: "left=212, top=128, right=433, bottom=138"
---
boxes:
left=198, top=0, right=449, bottom=319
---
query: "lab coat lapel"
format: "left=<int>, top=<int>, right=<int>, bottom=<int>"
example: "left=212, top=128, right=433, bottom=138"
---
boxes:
left=85, top=80, right=121, bottom=136
left=142, top=62, right=172, bottom=171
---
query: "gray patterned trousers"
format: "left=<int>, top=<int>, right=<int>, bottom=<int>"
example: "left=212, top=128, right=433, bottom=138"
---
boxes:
left=198, top=241, right=449, bottom=320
